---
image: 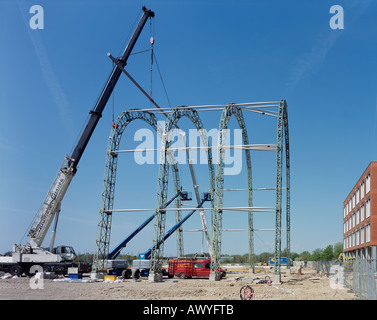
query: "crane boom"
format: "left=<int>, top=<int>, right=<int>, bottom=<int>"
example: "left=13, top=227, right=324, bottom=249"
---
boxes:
left=25, top=7, right=154, bottom=249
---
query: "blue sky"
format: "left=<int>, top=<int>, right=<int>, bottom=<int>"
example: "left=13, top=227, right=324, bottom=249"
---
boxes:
left=1, top=0, right=377, bottom=257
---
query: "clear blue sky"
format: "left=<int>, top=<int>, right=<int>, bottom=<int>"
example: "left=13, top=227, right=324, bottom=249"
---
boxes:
left=1, top=0, right=377, bottom=257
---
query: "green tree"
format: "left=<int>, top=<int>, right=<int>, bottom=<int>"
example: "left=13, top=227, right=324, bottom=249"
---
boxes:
left=322, top=245, right=334, bottom=261
left=310, top=248, right=323, bottom=261
left=258, top=252, right=273, bottom=264
left=333, top=242, right=343, bottom=259
left=290, top=252, right=299, bottom=261
left=299, top=251, right=310, bottom=261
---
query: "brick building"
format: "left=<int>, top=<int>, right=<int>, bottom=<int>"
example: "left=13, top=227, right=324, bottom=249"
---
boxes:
left=343, top=162, right=377, bottom=260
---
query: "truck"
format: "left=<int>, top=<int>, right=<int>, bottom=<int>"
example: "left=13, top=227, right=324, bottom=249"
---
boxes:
left=0, top=7, right=154, bottom=277
left=0, top=245, right=91, bottom=276
left=167, top=257, right=226, bottom=279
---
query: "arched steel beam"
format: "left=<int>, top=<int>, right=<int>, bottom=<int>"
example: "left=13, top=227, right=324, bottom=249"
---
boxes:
left=210, top=103, right=253, bottom=281
left=92, top=109, right=183, bottom=272
left=273, top=99, right=290, bottom=283
left=149, top=107, right=216, bottom=280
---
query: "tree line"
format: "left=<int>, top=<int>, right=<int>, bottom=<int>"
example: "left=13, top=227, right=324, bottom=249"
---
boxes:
left=222, top=242, right=344, bottom=264
left=71, top=243, right=343, bottom=264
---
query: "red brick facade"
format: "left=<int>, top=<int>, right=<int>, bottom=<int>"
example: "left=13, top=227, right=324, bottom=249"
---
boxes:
left=343, top=162, right=377, bottom=259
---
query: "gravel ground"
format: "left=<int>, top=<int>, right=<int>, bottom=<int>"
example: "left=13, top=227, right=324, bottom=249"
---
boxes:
left=0, top=266, right=357, bottom=300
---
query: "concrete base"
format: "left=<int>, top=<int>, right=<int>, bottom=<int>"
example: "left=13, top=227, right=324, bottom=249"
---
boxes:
left=148, top=272, right=163, bottom=282
left=91, top=272, right=106, bottom=280
left=286, top=268, right=291, bottom=275
left=272, top=274, right=281, bottom=285
left=209, top=273, right=221, bottom=281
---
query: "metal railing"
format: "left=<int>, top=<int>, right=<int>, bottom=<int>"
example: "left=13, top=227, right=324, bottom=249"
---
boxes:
left=342, top=259, right=377, bottom=300
left=311, top=259, right=377, bottom=300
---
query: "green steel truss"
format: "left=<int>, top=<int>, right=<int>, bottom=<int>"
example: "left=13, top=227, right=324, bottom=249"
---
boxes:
left=93, top=101, right=290, bottom=283
left=210, top=104, right=253, bottom=280
left=92, top=110, right=183, bottom=271
left=149, top=107, right=215, bottom=278
left=273, top=100, right=290, bottom=280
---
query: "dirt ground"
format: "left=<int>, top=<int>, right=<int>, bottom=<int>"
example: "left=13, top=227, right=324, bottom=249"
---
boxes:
left=0, top=265, right=357, bottom=300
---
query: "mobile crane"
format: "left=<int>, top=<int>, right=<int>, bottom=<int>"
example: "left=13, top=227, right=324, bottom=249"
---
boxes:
left=0, top=7, right=154, bottom=277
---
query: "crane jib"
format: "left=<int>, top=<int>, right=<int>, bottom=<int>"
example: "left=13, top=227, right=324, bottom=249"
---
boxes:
left=69, top=7, right=154, bottom=170
left=25, top=7, right=154, bottom=249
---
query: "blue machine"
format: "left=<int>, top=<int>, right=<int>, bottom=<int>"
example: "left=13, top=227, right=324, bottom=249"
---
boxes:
left=139, top=192, right=211, bottom=260
left=107, top=190, right=192, bottom=260
left=269, top=257, right=288, bottom=265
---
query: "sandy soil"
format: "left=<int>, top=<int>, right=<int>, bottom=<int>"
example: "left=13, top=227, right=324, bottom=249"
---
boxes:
left=0, top=266, right=357, bottom=300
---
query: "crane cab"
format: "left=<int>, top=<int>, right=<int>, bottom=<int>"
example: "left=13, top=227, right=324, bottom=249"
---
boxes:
left=55, top=246, right=77, bottom=261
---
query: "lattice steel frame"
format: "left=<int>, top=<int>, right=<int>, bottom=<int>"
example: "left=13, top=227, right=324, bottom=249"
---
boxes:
left=210, top=104, right=253, bottom=280
left=273, top=100, right=290, bottom=281
left=149, top=107, right=215, bottom=279
left=92, top=110, right=183, bottom=271
left=93, top=100, right=290, bottom=282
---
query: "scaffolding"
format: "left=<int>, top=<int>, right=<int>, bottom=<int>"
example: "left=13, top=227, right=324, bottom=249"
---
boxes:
left=93, top=100, right=290, bottom=283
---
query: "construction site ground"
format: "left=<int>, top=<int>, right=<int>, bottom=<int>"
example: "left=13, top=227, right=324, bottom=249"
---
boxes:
left=0, top=265, right=357, bottom=300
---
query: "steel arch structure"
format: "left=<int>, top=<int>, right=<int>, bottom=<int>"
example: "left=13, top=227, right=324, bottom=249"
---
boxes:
left=92, top=109, right=184, bottom=271
left=92, top=100, right=290, bottom=283
left=273, top=99, right=290, bottom=283
left=149, top=106, right=216, bottom=280
left=210, top=103, right=253, bottom=280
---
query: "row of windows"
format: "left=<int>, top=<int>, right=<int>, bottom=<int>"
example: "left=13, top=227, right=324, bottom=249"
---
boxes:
left=343, top=198, right=371, bottom=233
left=343, top=173, right=370, bottom=218
left=344, top=224, right=371, bottom=249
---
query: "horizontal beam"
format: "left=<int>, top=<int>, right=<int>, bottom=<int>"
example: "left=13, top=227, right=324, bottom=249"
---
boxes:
left=224, top=187, right=287, bottom=191
left=184, top=228, right=287, bottom=232
left=126, top=102, right=280, bottom=114
left=104, top=206, right=275, bottom=214
left=113, top=144, right=277, bottom=154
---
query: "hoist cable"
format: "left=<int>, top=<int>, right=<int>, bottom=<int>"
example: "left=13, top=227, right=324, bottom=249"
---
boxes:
left=153, top=51, right=172, bottom=108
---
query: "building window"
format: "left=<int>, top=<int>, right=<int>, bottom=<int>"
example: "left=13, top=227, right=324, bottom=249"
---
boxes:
left=352, top=213, right=355, bottom=228
left=361, top=181, right=365, bottom=199
left=366, top=199, right=371, bottom=219
left=366, top=173, right=370, bottom=194
left=366, top=224, right=371, bottom=242
left=361, top=227, right=365, bottom=244
left=360, top=204, right=364, bottom=222
left=356, top=229, right=359, bottom=246
left=356, top=209, right=359, bottom=225
left=356, top=188, right=359, bottom=204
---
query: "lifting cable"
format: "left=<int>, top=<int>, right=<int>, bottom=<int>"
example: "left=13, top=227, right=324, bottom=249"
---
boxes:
left=149, top=18, right=154, bottom=108
left=111, top=59, right=118, bottom=129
